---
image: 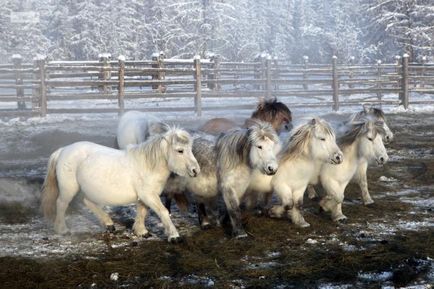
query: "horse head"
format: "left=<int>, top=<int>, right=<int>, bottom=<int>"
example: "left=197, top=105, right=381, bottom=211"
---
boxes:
left=358, top=119, right=389, bottom=165
left=251, top=97, right=293, bottom=134
left=247, top=120, right=281, bottom=175
left=164, top=127, right=200, bottom=178
left=308, top=118, right=343, bottom=165
left=358, top=105, right=394, bottom=143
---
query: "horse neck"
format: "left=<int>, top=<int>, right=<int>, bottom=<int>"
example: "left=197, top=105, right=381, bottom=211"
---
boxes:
left=342, top=139, right=363, bottom=167
left=129, top=138, right=169, bottom=174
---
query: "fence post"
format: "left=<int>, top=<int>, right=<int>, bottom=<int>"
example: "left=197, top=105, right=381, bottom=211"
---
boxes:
left=209, top=54, right=220, bottom=91
left=12, top=54, right=25, bottom=109
left=348, top=56, right=354, bottom=89
left=401, top=54, right=409, bottom=109
left=265, top=56, right=272, bottom=98
left=194, top=55, right=202, bottom=116
left=395, top=55, right=401, bottom=89
left=273, top=56, right=279, bottom=90
left=420, top=56, right=427, bottom=88
left=376, top=60, right=383, bottom=106
left=118, top=55, right=125, bottom=114
left=332, top=55, right=339, bottom=111
left=303, top=55, right=309, bottom=90
left=33, top=56, right=47, bottom=117
left=98, top=53, right=111, bottom=94
left=158, top=51, right=166, bottom=93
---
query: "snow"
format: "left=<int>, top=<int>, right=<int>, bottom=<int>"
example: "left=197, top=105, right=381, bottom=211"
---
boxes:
left=358, top=271, right=393, bottom=282
left=110, top=272, right=119, bottom=281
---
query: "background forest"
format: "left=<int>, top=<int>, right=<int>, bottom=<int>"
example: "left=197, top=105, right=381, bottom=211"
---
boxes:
left=0, top=0, right=433, bottom=63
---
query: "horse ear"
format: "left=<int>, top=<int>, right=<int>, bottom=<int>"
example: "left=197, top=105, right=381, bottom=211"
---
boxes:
left=257, top=97, right=266, bottom=110
left=362, top=104, right=370, bottom=113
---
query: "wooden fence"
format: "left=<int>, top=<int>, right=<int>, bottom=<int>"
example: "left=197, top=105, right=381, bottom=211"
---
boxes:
left=0, top=53, right=433, bottom=118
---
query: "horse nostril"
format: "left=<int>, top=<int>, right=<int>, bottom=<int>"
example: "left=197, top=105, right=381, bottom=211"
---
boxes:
left=268, top=166, right=274, bottom=172
left=192, top=168, right=197, bottom=176
left=379, top=157, right=384, bottom=163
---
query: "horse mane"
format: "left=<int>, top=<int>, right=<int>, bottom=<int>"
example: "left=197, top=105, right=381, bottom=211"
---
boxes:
left=279, top=118, right=334, bottom=162
left=217, top=121, right=278, bottom=170
left=338, top=118, right=386, bottom=148
left=192, top=137, right=216, bottom=175
left=348, top=106, right=386, bottom=124
left=251, top=97, right=292, bottom=123
left=127, top=126, right=191, bottom=168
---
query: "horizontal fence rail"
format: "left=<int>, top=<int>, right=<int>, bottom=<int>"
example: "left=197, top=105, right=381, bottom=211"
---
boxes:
left=0, top=53, right=433, bottom=117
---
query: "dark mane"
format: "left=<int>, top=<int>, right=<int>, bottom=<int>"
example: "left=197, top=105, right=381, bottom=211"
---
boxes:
left=251, top=98, right=292, bottom=123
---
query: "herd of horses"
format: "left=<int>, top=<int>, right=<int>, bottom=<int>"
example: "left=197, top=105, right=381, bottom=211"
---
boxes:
left=40, top=98, right=393, bottom=243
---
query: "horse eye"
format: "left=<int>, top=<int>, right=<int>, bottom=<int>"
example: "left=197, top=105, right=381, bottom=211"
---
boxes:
left=257, top=145, right=263, bottom=150
left=177, top=149, right=184, bottom=154
left=368, top=137, right=373, bottom=142
left=320, top=138, right=326, bottom=141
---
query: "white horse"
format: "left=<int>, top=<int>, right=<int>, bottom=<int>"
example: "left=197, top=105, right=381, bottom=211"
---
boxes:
left=270, top=118, right=343, bottom=227
left=319, top=118, right=389, bottom=222
left=40, top=127, right=200, bottom=243
left=116, top=110, right=166, bottom=149
left=308, top=106, right=393, bottom=205
left=217, top=121, right=281, bottom=238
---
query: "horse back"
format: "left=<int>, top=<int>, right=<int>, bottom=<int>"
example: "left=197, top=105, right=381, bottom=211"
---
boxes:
left=199, top=118, right=238, bottom=135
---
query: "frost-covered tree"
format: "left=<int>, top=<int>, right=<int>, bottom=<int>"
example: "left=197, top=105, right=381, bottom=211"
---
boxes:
left=366, top=0, right=434, bottom=61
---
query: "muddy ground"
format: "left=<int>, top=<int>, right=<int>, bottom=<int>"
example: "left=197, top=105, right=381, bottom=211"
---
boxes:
left=0, top=112, right=433, bottom=289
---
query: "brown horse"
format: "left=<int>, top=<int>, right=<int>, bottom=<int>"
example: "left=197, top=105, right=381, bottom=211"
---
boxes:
left=199, top=98, right=293, bottom=135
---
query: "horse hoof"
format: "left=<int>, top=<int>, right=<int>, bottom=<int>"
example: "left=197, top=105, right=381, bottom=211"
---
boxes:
left=168, top=236, right=184, bottom=244
left=364, top=200, right=375, bottom=206
left=106, top=225, right=116, bottom=233
left=142, top=232, right=152, bottom=239
left=297, top=222, right=311, bottom=228
left=335, top=217, right=348, bottom=224
left=233, top=230, right=248, bottom=239
left=201, top=223, right=212, bottom=230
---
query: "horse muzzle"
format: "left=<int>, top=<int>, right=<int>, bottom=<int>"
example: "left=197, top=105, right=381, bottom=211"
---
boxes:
left=384, top=134, right=394, bottom=144
left=330, top=152, right=344, bottom=165
left=376, top=155, right=388, bottom=165
left=188, top=167, right=200, bottom=177
left=264, top=165, right=278, bottom=176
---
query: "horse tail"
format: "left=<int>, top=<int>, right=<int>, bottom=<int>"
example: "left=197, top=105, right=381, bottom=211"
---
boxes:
left=40, top=147, right=62, bottom=222
left=174, top=193, right=190, bottom=213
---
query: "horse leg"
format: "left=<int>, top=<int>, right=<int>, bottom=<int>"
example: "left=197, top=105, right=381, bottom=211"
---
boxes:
left=289, top=188, right=310, bottom=228
left=140, top=195, right=181, bottom=243
left=132, top=201, right=151, bottom=238
left=307, top=185, right=318, bottom=200
left=197, top=202, right=211, bottom=229
left=355, top=163, right=373, bottom=205
left=53, top=182, right=79, bottom=234
left=270, top=183, right=292, bottom=219
left=83, top=198, right=115, bottom=232
left=164, top=194, right=173, bottom=214
left=208, top=197, right=221, bottom=227
left=330, top=189, right=347, bottom=223
left=320, top=181, right=347, bottom=222
left=222, top=187, right=246, bottom=238
left=256, top=191, right=273, bottom=216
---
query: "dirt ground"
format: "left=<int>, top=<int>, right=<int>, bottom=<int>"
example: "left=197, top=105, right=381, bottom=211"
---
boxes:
left=0, top=112, right=433, bottom=289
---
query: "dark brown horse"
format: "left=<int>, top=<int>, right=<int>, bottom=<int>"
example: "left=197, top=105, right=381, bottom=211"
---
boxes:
left=199, top=98, right=293, bottom=135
